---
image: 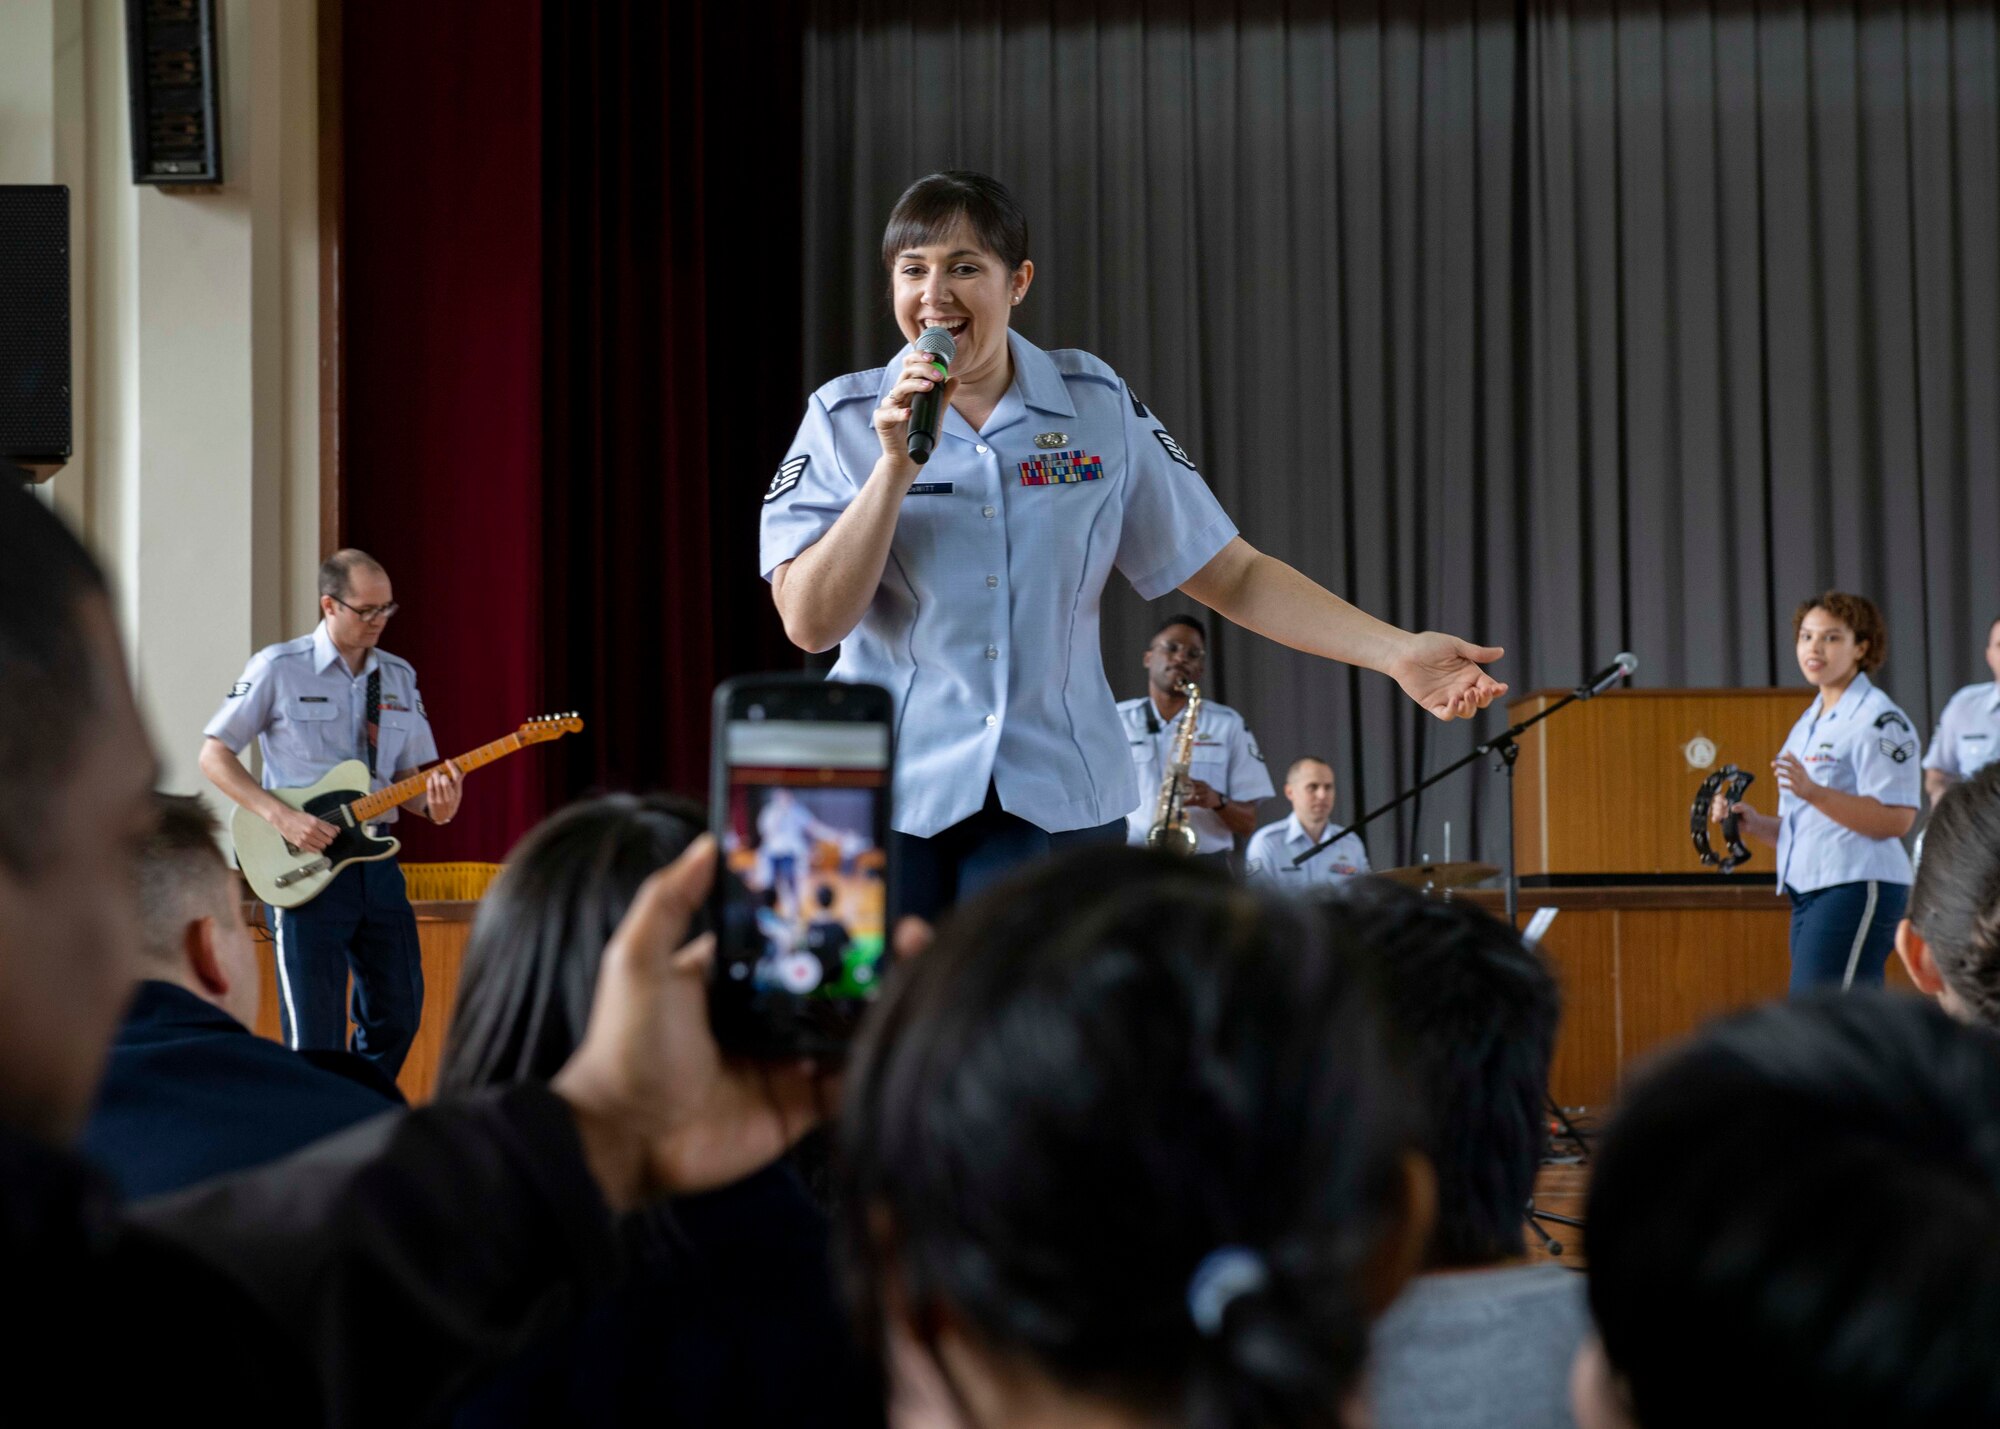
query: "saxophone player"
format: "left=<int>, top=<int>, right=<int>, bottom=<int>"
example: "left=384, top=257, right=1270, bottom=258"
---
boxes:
left=1119, top=615, right=1273, bottom=864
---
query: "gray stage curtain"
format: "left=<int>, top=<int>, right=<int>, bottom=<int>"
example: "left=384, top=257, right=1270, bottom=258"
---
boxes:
left=802, top=1, right=2000, bottom=868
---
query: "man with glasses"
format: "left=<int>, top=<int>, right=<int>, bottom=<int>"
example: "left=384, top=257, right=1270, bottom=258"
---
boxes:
left=1119, top=614, right=1272, bottom=865
left=198, top=549, right=462, bottom=1081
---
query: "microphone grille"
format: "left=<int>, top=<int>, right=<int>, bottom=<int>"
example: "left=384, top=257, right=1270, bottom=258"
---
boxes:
left=1616, top=652, right=1639, bottom=676
left=915, top=327, right=957, bottom=363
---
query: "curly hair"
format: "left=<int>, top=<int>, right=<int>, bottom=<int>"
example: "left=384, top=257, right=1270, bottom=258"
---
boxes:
left=1792, top=591, right=1888, bottom=674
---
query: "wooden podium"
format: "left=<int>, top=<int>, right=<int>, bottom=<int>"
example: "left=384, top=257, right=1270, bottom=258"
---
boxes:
left=1509, top=687, right=1807, bottom=880
left=1493, top=687, right=1912, bottom=1108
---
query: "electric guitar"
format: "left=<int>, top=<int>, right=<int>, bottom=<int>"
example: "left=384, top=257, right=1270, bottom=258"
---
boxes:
left=233, top=713, right=584, bottom=908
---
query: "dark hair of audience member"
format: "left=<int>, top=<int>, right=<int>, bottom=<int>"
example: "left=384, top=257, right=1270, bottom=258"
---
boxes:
left=0, top=486, right=111, bottom=875
left=1584, top=994, right=2000, bottom=1428
left=1908, top=764, right=2000, bottom=1027
left=1323, top=880, right=1558, bottom=1267
left=437, top=793, right=705, bottom=1094
left=134, top=793, right=234, bottom=965
left=839, top=846, right=1422, bottom=1429
left=880, top=170, right=1030, bottom=272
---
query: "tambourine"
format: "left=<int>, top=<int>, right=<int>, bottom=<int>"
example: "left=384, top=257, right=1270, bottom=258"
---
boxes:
left=1690, top=764, right=1755, bottom=874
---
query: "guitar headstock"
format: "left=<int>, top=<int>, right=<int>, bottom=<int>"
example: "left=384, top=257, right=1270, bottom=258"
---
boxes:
left=519, top=712, right=585, bottom=742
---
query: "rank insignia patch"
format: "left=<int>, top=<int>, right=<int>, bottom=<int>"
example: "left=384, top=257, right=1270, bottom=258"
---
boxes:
left=1154, top=429, right=1197, bottom=471
left=765, top=454, right=809, bottom=503
left=1019, top=450, right=1106, bottom=486
left=229, top=681, right=251, bottom=698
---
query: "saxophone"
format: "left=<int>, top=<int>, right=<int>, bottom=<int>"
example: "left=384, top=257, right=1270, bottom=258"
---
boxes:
left=1145, top=682, right=1202, bottom=855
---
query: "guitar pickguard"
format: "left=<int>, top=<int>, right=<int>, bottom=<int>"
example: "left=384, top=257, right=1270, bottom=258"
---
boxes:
left=296, top=790, right=397, bottom=869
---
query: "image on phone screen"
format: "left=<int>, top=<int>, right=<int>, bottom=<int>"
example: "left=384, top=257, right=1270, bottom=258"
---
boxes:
left=716, top=716, right=890, bottom=1029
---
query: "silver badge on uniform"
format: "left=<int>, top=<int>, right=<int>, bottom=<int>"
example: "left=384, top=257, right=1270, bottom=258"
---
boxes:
left=1033, top=432, right=1069, bottom=449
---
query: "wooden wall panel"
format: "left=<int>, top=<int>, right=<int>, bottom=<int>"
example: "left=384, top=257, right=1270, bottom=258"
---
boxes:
left=240, top=888, right=1920, bottom=1114
left=252, top=906, right=475, bottom=1104
left=1532, top=909, right=1621, bottom=1109
left=1512, top=689, right=1805, bottom=876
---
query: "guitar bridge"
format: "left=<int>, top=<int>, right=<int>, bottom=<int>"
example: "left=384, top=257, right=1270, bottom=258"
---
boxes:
left=275, top=857, right=333, bottom=889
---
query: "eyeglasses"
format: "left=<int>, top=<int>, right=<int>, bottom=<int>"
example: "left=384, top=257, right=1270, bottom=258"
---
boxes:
left=330, top=595, right=400, bottom=623
left=1149, top=640, right=1206, bottom=663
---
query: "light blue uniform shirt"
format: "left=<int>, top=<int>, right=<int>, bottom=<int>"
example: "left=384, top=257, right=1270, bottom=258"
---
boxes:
left=1118, top=696, right=1274, bottom=853
left=760, top=331, right=1238, bottom=838
left=1244, top=813, right=1371, bottom=889
left=1774, top=672, right=1920, bottom=894
left=203, top=623, right=440, bottom=825
left=1923, top=681, right=2000, bottom=782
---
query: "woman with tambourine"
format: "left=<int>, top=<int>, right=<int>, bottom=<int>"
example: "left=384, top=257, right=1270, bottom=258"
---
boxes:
left=1712, top=591, right=1921, bottom=993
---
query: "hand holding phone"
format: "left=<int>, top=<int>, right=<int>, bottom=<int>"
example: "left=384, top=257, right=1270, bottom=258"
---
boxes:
left=708, top=675, right=896, bottom=1060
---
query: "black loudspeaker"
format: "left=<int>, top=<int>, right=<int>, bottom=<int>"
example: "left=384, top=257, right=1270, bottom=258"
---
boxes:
left=125, top=0, right=223, bottom=186
left=0, top=185, right=71, bottom=482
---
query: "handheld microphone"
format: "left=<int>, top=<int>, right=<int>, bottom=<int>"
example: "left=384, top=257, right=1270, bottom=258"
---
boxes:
left=1576, top=652, right=1639, bottom=699
left=906, top=327, right=957, bottom=465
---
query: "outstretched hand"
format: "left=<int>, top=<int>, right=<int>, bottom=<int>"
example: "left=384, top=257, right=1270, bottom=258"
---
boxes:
left=552, top=835, right=827, bottom=1212
left=1386, top=633, right=1509, bottom=721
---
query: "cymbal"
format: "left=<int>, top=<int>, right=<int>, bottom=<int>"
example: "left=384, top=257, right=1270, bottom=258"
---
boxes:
left=1373, top=861, right=1501, bottom=890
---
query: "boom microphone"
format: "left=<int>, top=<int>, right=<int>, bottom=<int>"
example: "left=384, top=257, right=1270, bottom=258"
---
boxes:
left=1576, top=652, right=1639, bottom=699
left=906, top=327, right=956, bottom=464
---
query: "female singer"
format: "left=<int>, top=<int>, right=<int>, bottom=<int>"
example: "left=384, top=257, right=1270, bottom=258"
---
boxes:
left=761, top=171, right=1505, bottom=919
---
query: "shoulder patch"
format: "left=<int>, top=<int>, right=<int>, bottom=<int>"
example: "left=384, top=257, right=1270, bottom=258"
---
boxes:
left=228, top=680, right=252, bottom=698
left=766, top=454, right=809, bottom=504
left=1154, top=429, right=1198, bottom=472
left=1874, top=710, right=1911, bottom=733
left=1880, top=737, right=1916, bottom=763
left=1126, top=382, right=1150, bottom=419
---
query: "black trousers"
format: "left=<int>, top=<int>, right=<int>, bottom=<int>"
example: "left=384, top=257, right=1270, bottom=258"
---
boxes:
left=890, top=784, right=1127, bottom=924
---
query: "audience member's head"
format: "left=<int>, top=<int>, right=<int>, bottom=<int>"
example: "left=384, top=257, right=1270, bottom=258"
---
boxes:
left=1576, top=994, right=2000, bottom=1429
left=437, top=792, right=706, bottom=1094
left=134, top=793, right=261, bottom=1029
left=0, top=486, right=158, bottom=1142
left=840, top=846, right=1428, bottom=1429
left=1899, top=764, right=2000, bottom=1027
left=1328, top=880, right=1558, bottom=1268
left=1283, top=756, right=1337, bottom=831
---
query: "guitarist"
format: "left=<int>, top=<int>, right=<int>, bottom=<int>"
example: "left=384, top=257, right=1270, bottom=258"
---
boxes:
left=198, top=549, right=463, bottom=1081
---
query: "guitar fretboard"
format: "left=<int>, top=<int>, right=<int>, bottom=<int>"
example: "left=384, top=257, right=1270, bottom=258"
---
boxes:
left=349, top=734, right=523, bottom=823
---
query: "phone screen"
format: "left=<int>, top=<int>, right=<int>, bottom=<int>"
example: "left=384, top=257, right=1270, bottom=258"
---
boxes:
left=712, top=710, right=891, bottom=1055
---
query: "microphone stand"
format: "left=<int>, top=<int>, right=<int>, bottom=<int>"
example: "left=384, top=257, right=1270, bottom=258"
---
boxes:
left=1292, top=678, right=1609, bottom=927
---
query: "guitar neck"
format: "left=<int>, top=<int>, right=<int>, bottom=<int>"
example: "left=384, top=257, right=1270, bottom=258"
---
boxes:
left=349, top=734, right=523, bottom=823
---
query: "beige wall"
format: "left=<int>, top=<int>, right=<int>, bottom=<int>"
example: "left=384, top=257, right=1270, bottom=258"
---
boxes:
left=4, top=0, right=326, bottom=798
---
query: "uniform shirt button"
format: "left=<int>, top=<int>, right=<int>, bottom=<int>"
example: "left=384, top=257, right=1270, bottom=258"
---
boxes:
left=976, top=444, right=989, bottom=454
left=982, top=505, right=996, bottom=518
left=985, top=646, right=999, bottom=660
left=985, top=714, right=998, bottom=727
left=985, top=575, right=999, bottom=588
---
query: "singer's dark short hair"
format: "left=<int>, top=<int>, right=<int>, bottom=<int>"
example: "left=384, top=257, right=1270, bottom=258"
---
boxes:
left=881, top=171, right=1030, bottom=272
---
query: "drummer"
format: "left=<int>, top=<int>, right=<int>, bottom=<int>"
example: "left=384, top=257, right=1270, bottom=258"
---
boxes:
left=1245, top=756, right=1370, bottom=889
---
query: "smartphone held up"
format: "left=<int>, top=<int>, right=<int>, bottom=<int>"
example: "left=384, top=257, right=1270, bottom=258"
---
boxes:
left=708, top=675, right=895, bottom=1060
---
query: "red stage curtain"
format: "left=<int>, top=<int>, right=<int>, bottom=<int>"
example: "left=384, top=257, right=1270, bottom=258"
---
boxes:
left=342, top=1, right=799, bottom=858
left=342, top=0, right=546, bottom=862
